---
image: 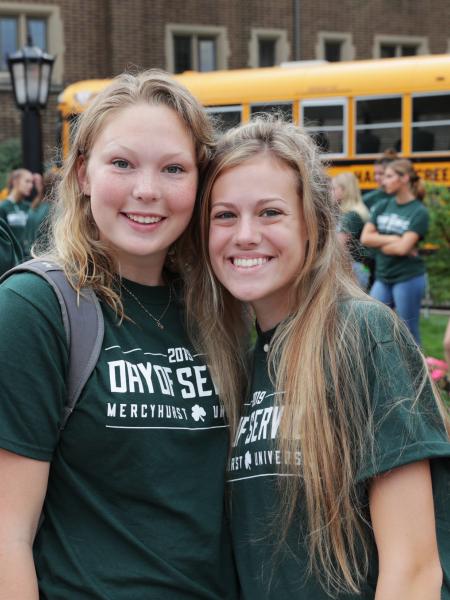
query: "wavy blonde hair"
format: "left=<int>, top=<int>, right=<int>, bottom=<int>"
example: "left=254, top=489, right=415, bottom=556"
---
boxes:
left=333, top=171, right=369, bottom=221
left=187, top=118, right=449, bottom=594
left=41, top=69, right=214, bottom=316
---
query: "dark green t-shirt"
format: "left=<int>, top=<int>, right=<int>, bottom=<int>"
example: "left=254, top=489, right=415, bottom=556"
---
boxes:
left=363, top=189, right=391, bottom=211
left=0, top=218, right=22, bottom=275
left=24, top=202, right=50, bottom=256
left=0, top=198, right=30, bottom=250
left=338, top=210, right=367, bottom=262
left=370, top=196, right=429, bottom=284
left=0, top=273, right=238, bottom=600
left=226, top=301, right=450, bottom=599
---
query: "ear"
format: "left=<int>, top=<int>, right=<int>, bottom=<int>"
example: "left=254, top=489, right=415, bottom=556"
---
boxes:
left=76, top=155, right=91, bottom=196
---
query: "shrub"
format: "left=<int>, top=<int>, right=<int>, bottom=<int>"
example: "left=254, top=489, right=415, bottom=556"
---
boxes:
left=423, top=184, right=450, bottom=306
left=0, top=138, right=22, bottom=190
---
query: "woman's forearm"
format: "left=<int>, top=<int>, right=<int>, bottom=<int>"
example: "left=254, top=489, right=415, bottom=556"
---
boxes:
left=360, top=230, right=400, bottom=248
left=0, top=540, right=39, bottom=600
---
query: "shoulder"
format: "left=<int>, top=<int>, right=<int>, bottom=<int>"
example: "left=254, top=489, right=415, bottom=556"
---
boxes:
left=339, top=298, right=397, bottom=346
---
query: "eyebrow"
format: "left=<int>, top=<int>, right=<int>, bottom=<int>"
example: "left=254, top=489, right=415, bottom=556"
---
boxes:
left=211, top=197, right=287, bottom=208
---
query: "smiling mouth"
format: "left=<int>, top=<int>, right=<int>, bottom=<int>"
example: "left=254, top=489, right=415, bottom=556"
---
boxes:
left=125, top=213, right=163, bottom=224
left=232, top=257, right=270, bottom=268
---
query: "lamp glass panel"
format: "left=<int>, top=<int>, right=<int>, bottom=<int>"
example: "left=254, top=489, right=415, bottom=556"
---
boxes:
left=26, top=61, right=40, bottom=105
left=39, top=62, right=51, bottom=105
left=11, top=61, right=26, bottom=105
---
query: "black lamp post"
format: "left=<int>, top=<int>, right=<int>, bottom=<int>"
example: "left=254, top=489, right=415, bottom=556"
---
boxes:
left=7, top=37, right=55, bottom=174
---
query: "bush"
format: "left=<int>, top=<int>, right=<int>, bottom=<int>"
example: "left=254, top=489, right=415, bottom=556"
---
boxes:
left=423, top=184, right=450, bottom=306
left=0, top=138, right=22, bottom=189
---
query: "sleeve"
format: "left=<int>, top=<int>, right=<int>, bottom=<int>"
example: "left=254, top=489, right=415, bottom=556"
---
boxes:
left=357, top=307, right=450, bottom=482
left=0, top=273, right=69, bottom=461
left=408, top=205, right=429, bottom=239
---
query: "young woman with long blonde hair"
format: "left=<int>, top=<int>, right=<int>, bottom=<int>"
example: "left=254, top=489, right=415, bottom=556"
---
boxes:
left=187, top=118, right=450, bottom=599
left=0, top=71, right=238, bottom=599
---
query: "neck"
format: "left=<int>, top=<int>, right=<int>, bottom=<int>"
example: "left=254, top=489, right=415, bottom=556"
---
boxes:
left=396, top=187, right=415, bottom=204
left=253, top=299, right=289, bottom=332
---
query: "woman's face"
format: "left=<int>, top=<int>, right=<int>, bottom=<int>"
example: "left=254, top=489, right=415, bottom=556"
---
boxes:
left=331, top=180, right=344, bottom=203
left=374, top=164, right=385, bottom=188
left=77, top=103, right=198, bottom=284
left=383, top=166, right=406, bottom=196
left=15, top=171, right=34, bottom=199
left=209, top=152, right=308, bottom=331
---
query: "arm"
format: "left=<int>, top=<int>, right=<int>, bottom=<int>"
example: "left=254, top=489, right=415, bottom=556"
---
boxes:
left=380, top=231, right=420, bottom=256
left=360, top=222, right=401, bottom=249
left=370, top=460, right=442, bottom=600
left=0, top=449, right=49, bottom=599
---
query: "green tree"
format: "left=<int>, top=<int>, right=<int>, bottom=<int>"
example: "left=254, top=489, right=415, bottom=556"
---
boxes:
left=423, top=184, right=450, bottom=306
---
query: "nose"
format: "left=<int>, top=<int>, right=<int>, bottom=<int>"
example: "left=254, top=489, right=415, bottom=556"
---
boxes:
left=234, top=215, right=261, bottom=247
left=132, top=169, right=162, bottom=201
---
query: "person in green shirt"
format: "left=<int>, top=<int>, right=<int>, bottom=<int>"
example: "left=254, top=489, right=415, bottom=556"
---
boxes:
left=0, top=218, right=23, bottom=275
left=0, top=168, right=33, bottom=252
left=0, top=70, right=238, bottom=599
left=332, top=172, right=370, bottom=290
left=361, top=159, right=429, bottom=345
left=187, top=118, right=450, bottom=599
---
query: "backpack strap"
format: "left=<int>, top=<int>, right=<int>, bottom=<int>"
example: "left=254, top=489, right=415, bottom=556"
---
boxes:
left=0, top=259, right=104, bottom=430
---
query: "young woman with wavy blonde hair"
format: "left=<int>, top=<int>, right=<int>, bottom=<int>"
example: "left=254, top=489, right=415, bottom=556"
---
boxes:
left=187, top=118, right=450, bottom=599
left=0, top=70, right=238, bottom=599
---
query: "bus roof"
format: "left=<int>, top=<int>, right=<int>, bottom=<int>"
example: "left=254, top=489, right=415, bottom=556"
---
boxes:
left=58, top=54, right=450, bottom=115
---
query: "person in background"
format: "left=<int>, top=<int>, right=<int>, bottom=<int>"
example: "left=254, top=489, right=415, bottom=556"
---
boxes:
left=363, top=148, right=397, bottom=211
left=24, top=171, right=58, bottom=256
left=332, top=172, right=370, bottom=290
left=0, top=218, right=22, bottom=275
left=361, top=159, right=429, bottom=346
left=188, top=117, right=450, bottom=599
left=0, top=168, right=33, bottom=253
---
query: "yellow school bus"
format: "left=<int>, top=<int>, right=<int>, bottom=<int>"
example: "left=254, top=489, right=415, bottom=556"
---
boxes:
left=58, top=54, right=450, bottom=189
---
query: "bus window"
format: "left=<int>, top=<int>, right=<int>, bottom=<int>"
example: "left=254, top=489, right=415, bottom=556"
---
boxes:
left=250, top=103, right=293, bottom=121
left=412, top=93, right=450, bottom=153
left=206, top=106, right=242, bottom=132
left=355, top=96, right=402, bottom=154
left=301, top=99, right=346, bottom=155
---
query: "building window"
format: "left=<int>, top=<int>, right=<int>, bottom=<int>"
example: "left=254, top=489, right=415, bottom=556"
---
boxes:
left=248, top=28, right=289, bottom=68
left=301, top=99, right=347, bottom=156
left=0, top=2, right=63, bottom=83
left=373, top=35, right=429, bottom=59
left=316, top=32, right=355, bottom=62
left=355, top=96, right=402, bottom=154
left=166, top=24, right=229, bottom=73
left=412, top=93, right=450, bottom=153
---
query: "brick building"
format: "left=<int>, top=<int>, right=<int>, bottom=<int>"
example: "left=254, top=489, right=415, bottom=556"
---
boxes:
left=0, top=0, right=449, bottom=166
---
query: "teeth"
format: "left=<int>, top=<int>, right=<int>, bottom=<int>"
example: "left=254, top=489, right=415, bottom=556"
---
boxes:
left=233, top=257, right=268, bottom=268
left=126, top=214, right=162, bottom=224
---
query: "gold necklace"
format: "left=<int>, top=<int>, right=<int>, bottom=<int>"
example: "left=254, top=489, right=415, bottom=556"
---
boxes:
left=121, top=282, right=172, bottom=330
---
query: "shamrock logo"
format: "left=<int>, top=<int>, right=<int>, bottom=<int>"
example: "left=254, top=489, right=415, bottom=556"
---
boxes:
left=244, top=451, right=252, bottom=470
left=192, top=404, right=206, bottom=422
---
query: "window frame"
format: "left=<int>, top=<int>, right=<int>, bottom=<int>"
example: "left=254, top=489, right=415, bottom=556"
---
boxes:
left=300, top=97, right=348, bottom=158
left=372, top=34, right=429, bottom=58
left=354, top=93, right=403, bottom=156
left=411, top=90, right=450, bottom=155
left=166, top=23, right=229, bottom=73
left=248, top=28, right=289, bottom=68
left=0, top=2, right=63, bottom=84
left=315, top=32, right=355, bottom=62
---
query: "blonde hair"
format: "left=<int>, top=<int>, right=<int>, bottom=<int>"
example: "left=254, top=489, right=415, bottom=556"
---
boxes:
left=187, top=118, right=449, bottom=594
left=42, top=69, right=214, bottom=316
left=333, top=172, right=369, bottom=221
left=388, top=158, right=426, bottom=200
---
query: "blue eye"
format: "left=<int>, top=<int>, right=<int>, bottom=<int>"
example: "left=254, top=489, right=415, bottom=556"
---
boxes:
left=213, top=211, right=236, bottom=220
left=261, top=208, right=281, bottom=217
left=112, top=159, right=129, bottom=169
left=165, top=165, right=184, bottom=174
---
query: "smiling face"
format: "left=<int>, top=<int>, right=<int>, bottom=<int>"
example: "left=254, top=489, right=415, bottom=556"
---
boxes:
left=77, top=103, right=198, bottom=284
left=209, top=152, right=308, bottom=331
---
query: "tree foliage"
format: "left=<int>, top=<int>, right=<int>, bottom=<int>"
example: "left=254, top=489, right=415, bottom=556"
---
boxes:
left=423, top=184, right=450, bottom=306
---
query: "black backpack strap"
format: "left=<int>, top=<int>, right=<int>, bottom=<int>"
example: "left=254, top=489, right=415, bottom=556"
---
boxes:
left=0, top=259, right=104, bottom=430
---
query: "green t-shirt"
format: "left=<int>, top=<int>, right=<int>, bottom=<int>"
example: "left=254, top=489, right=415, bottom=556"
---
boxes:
left=24, top=202, right=50, bottom=256
left=363, top=189, right=391, bottom=211
left=0, top=273, right=238, bottom=599
left=0, top=198, right=30, bottom=250
left=226, top=301, right=450, bottom=599
left=0, top=218, right=22, bottom=275
left=370, top=196, right=429, bottom=284
left=339, top=210, right=367, bottom=262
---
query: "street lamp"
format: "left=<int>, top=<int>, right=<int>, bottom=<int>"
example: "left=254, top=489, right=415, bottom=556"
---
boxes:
left=7, top=36, right=55, bottom=174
